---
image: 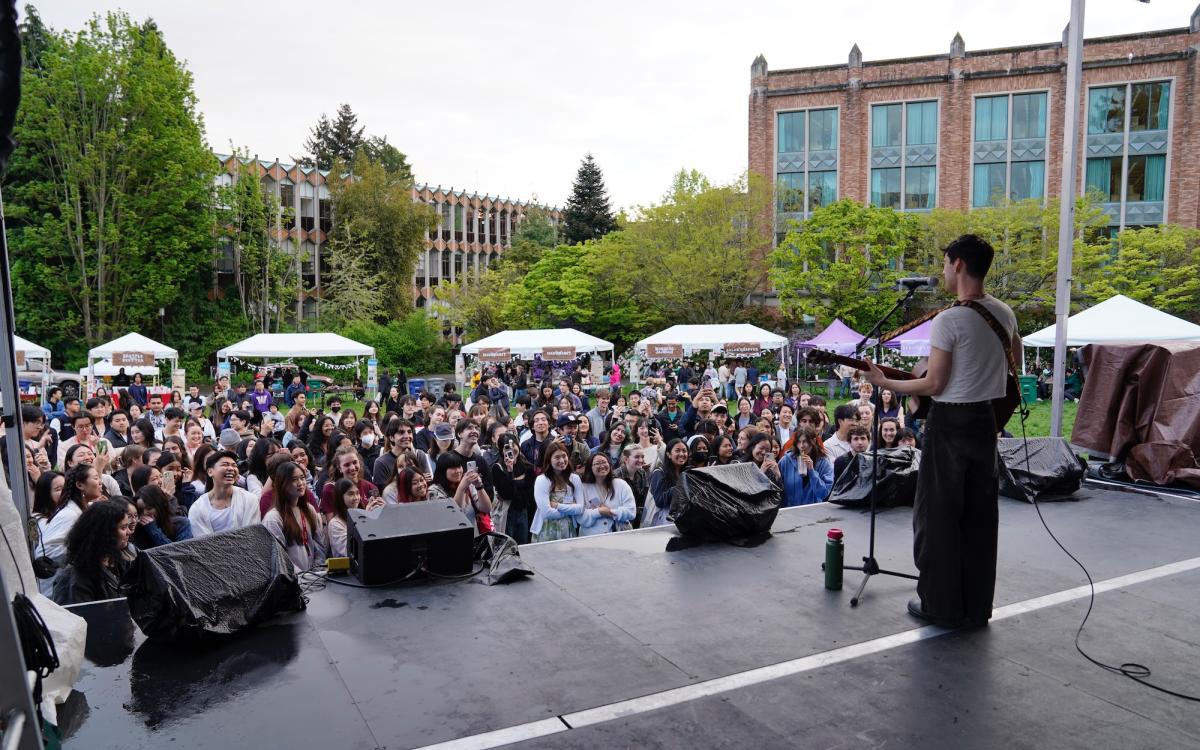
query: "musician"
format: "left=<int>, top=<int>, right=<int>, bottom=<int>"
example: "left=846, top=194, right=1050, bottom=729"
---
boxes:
left=864, top=235, right=1019, bottom=629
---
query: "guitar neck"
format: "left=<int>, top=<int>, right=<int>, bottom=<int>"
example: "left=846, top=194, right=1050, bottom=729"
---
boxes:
left=816, top=353, right=915, bottom=381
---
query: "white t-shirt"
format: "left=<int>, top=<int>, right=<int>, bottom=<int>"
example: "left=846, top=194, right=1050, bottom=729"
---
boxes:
left=929, top=296, right=1017, bottom=403
left=823, top=434, right=851, bottom=460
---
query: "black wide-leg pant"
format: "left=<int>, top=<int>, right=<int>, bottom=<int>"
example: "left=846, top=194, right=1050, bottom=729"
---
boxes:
left=912, top=401, right=999, bottom=623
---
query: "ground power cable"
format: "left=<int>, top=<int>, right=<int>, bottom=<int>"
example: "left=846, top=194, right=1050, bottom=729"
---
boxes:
left=1016, top=403, right=1200, bottom=702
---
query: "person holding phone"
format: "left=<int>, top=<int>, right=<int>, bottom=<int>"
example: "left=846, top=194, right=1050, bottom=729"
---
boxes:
left=428, top=452, right=491, bottom=530
left=490, top=433, right=535, bottom=543
left=745, top=433, right=782, bottom=487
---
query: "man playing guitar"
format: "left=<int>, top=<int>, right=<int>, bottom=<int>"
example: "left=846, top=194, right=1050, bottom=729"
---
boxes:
left=864, top=235, right=1020, bottom=628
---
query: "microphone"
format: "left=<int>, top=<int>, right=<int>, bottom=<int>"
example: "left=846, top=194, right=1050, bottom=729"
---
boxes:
left=896, top=276, right=939, bottom=290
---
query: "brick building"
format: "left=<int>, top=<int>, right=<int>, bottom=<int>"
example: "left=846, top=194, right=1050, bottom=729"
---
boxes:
left=749, top=8, right=1200, bottom=239
left=214, top=154, right=560, bottom=326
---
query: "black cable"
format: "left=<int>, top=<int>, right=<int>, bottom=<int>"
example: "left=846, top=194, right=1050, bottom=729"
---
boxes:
left=1017, top=404, right=1200, bottom=702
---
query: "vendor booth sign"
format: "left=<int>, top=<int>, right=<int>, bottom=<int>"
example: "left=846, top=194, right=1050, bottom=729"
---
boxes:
left=723, top=341, right=761, bottom=356
left=477, top=347, right=512, bottom=363
left=542, top=346, right=576, bottom=360
left=647, top=343, right=683, bottom=359
left=113, top=351, right=155, bottom=367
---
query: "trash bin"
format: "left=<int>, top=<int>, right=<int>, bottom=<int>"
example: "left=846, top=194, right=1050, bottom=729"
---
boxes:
left=407, top=378, right=426, bottom=397
left=1019, top=374, right=1038, bottom=405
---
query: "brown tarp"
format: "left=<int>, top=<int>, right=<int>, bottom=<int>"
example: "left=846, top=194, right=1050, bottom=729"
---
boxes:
left=1071, top=342, right=1200, bottom=487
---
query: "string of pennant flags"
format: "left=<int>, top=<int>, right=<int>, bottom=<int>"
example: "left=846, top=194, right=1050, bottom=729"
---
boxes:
left=224, top=355, right=361, bottom=372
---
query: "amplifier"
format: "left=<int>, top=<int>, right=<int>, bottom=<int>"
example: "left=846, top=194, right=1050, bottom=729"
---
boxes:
left=347, top=501, right=475, bottom=585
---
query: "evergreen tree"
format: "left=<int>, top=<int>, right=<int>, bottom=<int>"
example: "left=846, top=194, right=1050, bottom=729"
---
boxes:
left=301, top=103, right=365, bottom=170
left=562, top=153, right=616, bottom=244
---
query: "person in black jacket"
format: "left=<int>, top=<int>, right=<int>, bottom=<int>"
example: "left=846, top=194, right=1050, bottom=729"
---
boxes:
left=52, top=501, right=135, bottom=605
left=490, top=433, right=535, bottom=544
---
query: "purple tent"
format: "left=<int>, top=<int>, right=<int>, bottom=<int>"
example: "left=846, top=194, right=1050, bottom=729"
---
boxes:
left=796, top=319, right=872, bottom=356
left=884, top=319, right=932, bottom=357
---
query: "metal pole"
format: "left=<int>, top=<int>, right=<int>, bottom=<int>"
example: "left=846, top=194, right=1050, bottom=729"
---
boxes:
left=1051, top=0, right=1085, bottom=438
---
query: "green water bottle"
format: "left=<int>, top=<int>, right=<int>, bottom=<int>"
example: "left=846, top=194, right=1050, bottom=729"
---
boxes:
left=825, top=528, right=844, bottom=591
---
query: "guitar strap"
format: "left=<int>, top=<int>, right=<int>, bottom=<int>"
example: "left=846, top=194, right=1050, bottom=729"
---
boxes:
left=953, top=299, right=1019, bottom=381
left=878, top=304, right=947, bottom=346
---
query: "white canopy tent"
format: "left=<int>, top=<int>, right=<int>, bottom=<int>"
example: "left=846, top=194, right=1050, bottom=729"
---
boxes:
left=1023, top=294, right=1200, bottom=347
left=87, top=332, right=178, bottom=392
left=460, top=328, right=614, bottom=359
left=15, top=334, right=52, bottom=394
left=635, top=324, right=789, bottom=357
left=217, top=333, right=375, bottom=359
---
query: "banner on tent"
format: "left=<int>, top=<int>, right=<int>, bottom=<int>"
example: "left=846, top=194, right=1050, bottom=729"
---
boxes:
left=647, top=344, right=683, bottom=359
left=542, top=346, right=576, bottom=360
left=14, top=351, right=24, bottom=367
left=113, top=352, right=155, bottom=367
left=477, top=347, right=512, bottom=363
left=724, top=341, right=761, bottom=356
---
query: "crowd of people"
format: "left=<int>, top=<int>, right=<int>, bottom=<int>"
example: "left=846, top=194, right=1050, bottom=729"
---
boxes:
left=6, top=355, right=926, bottom=607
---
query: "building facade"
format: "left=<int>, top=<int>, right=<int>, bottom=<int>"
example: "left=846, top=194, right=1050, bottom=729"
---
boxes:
left=214, top=154, right=560, bottom=325
left=749, top=9, right=1200, bottom=238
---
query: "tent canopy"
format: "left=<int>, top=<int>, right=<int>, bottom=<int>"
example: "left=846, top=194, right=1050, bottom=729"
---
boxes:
left=1022, top=294, right=1200, bottom=347
left=80, top=359, right=159, bottom=378
left=88, top=332, right=177, bottom=360
left=217, top=333, right=375, bottom=359
left=884, top=319, right=934, bottom=357
left=635, top=324, right=787, bottom=355
left=796, top=319, right=871, bottom=356
left=14, top=335, right=50, bottom=360
left=461, top=328, right=613, bottom=359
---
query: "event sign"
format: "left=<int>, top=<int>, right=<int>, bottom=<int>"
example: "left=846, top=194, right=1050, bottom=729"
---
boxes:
left=477, top=348, right=511, bottom=363
left=723, top=341, right=761, bottom=356
left=366, top=358, right=378, bottom=398
left=112, top=351, right=155, bottom=367
left=14, top=351, right=24, bottom=368
left=542, top=346, right=576, bottom=360
left=647, top=343, right=683, bottom=359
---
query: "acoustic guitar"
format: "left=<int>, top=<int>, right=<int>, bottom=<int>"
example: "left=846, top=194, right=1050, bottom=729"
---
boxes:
left=806, top=349, right=1020, bottom=429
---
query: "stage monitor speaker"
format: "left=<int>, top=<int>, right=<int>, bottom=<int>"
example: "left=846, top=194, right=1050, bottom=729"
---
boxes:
left=348, top=501, right=475, bottom=585
left=125, top=524, right=305, bottom=640
left=998, top=437, right=1085, bottom=502
left=669, top=463, right=781, bottom=542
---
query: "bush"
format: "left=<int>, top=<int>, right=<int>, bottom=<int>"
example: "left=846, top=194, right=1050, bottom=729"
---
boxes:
left=341, top=312, right=453, bottom=375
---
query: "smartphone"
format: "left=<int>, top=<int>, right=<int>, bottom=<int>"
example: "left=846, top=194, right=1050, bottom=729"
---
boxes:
left=466, top=460, right=477, bottom=474
left=162, top=470, right=176, bottom=486
left=504, top=445, right=516, bottom=462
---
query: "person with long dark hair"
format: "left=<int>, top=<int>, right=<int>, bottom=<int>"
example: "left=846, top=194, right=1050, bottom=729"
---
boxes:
left=326, top=478, right=362, bottom=558
left=779, top=425, right=834, bottom=506
left=428, top=452, right=492, bottom=529
left=646, top=438, right=688, bottom=528
left=127, top=373, right=149, bottom=408
left=134, top=485, right=193, bottom=547
left=744, top=432, right=782, bottom=486
left=52, top=502, right=135, bottom=605
left=530, top=440, right=583, bottom=541
left=262, top=460, right=327, bottom=570
left=578, top=453, right=636, bottom=536
left=709, top=435, right=736, bottom=466
left=386, top=467, right=430, bottom=504
left=490, top=433, right=535, bottom=543
left=307, top=415, right=336, bottom=468
left=686, top=435, right=711, bottom=468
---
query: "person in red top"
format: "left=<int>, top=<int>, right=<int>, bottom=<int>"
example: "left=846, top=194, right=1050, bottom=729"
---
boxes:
left=318, top=445, right=378, bottom=521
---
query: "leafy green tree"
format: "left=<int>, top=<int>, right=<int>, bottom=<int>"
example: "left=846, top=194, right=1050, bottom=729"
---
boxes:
left=217, top=151, right=295, bottom=333
left=771, top=199, right=918, bottom=331
left=340, top=313, right=453, bottom=374
left=562, top=153, right=616, bottom=245
left=326, top=154, right=435, bottom=321
left=619, top=170, right=773, bottom=324
left=321, top=217, right=385, bottom=328
left=1087, top=225, right=1200, bottom=321
left=5, top=10, right=217, bottom=349
left=361, top=135, right=412, bottom=181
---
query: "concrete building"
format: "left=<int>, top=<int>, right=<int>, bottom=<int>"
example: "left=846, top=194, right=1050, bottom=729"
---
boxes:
left=214, top=154, right=560, bottom=325
left=749, top=8, right=1200, bottom=239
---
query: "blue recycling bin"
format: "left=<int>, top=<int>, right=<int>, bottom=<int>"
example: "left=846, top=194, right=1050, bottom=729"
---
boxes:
left=407, top=378, right=426, bottom=397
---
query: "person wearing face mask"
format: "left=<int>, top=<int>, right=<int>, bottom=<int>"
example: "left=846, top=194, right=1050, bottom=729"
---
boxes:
left=354, top=420, right=381, bottom=477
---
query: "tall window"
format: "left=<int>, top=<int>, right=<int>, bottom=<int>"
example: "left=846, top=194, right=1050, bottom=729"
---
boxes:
left=871, top=100, right=938, bottom=211
left=279, top=183, right=295, bottom=230
left=1084, top=81, right=1170, bottom=227
left=774, top=108, right=838, bottom=224
left=972, top=92, right=1047, bottom=207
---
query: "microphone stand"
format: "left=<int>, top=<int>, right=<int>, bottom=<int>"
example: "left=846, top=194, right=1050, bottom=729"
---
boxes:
left=841, top=284, right=921, bottom=606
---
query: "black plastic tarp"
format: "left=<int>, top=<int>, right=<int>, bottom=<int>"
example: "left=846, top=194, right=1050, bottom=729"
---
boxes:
left=998, top=437, right=1086, bottom=502
left=669, top=463, right=781, bottom=542
left=125, top=525, right=305, bottom=640
left=829, top=447, right=920, bottom=508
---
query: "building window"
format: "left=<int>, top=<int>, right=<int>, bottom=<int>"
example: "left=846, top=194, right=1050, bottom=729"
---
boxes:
left=453, top=204, right=464, bottom=243
left=453, top=251, right=463, bottom=278
left=774, top=108, right=838, bottom=226
left=1084, top=81, right=1170, bottom=227
left=971, top=92, right=1048, bottom=208
left=871, top=100, right=937, bottom=212
left=318, top=199, right=331, bottom=233
left=279, top=183, right=295, bottom=230
left=441, top=249, right=451, bottom=279
left=216, top=238, right=235, bottom=274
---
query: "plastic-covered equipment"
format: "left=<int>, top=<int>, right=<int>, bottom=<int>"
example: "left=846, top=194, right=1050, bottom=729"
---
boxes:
left=997, top=437, right=1086, bottom=502
left=829, top=447, right=921, bottom=508
left=668, top=463, right=781, bottom=542
left=125, top=525, right=305, bottom=640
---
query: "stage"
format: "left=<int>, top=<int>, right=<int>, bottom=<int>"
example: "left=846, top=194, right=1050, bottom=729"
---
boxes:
left=59, top=484, right=1200, bottom=749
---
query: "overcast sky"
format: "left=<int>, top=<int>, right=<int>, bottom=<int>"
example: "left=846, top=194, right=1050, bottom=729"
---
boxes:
left=41, top=1, right=1192, bottom=210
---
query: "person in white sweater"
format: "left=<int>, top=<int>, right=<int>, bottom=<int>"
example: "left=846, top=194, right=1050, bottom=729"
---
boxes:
left=188, top=450, right=260, bottom=536
left=577, top=453, right=637, bottom=536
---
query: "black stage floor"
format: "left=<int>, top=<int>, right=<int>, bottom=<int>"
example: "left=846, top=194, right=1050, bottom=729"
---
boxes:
left=60, top=484, right=1200, bottom=750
